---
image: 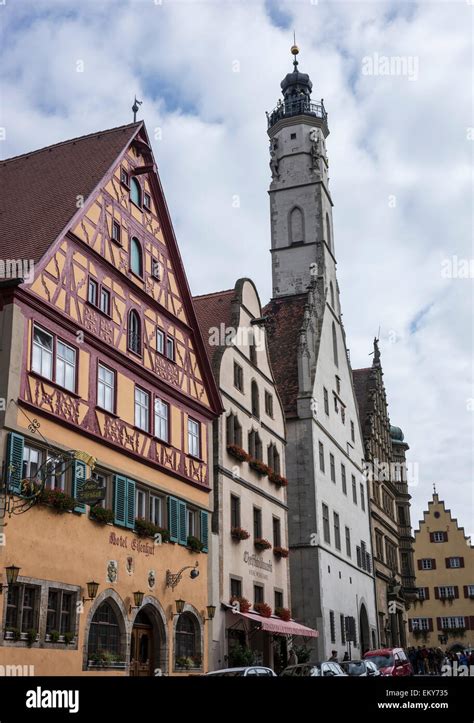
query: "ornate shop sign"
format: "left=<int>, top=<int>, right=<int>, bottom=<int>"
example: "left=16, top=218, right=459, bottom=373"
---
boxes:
left=76, top=478, right=106, bottom=506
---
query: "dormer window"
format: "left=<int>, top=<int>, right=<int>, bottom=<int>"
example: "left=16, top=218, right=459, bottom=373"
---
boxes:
left=130, top=177, right=142, bottom=207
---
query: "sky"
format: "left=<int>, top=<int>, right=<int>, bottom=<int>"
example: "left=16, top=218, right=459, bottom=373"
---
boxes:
left=0, top=0, right=472, bottom=539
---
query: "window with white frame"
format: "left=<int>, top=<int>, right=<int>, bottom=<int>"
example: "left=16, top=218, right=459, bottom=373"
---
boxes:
left=32, top=326, right=53, bottom=380
left=421, top=559, right=433, bottom=570
left=136, top=488, right=146, bottom=519
left=447, top=557, right=461, bottom=568
left=150, top=495, right=162, bottom=527
left=438, top=586, right=455, bottom=599
left=55, top=340, right=76, bottom=392
left=187, top=509, right=197, bottom=538
left=22, top=445, right=43, bottom=479
left=466, top=585, right=474, bottom=597
left=411, top=618, right=430, bottom=631
left=417, top=587, right=427, bottom=601
left=188, top=419, right=200, bottom=457
left=45, top=454, right=67, bottom=491
left=440, top=616, right=465, bottom=629
left=432, top=531, right=445, bottom=542
left=166, top=336, right=175, bottom=361
left=154, top=398, right=169, bottom=442
left=156, top=329, right=165, bottom=355
left=135, top=387, right=150, bottom=432
left=97, top=364, right=115, bottom=412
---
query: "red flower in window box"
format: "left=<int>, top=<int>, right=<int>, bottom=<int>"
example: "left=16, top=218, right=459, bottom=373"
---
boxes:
left=253, top=602, right=272, bottom=618
left=273, top=546, right=289, bottom=559
left=268, top=472, right=288, bottom=487
left=249, top=459, right=271, bottom=476
left=275, top=607, right=291, bottom=622
left=231, top=527, right=250, bottom=541
left=229, top=596, right=251, bottom=613
left=227, top=444, right=250, bottom=462
left=254, top=537, right=272, bottom=551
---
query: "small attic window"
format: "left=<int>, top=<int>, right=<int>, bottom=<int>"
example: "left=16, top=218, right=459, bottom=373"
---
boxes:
left=290, top=133, right=296, bottom=140
left=143, top=192, right=151, bottom=210
left=120, top=168, right=129, bottom=187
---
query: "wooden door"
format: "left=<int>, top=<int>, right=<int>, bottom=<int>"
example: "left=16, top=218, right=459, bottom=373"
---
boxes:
left=130, top=624, right=153, bottom=676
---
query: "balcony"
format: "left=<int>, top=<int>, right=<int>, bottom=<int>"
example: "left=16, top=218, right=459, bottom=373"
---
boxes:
left=267, top=98, right=328, bottom=130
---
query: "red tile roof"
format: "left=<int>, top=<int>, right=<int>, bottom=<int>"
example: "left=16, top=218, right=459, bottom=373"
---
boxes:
left=263, top=294, right=308, bottom=417
left=0, top=122, right=140, bottom=266
left=193, top=289, right=236, bottom=370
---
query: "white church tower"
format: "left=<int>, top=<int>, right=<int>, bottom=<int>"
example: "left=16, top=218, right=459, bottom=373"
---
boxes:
left=265, top=45, right=378, bottom=659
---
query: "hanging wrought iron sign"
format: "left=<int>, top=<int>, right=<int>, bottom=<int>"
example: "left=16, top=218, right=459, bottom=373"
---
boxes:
left=76, top=478, right=106, bottom=506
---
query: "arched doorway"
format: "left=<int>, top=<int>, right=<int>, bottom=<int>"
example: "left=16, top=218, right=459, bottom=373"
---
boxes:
left=359, top=604, right=370, bottom=655
left=130, top=603, right=166, bottom=676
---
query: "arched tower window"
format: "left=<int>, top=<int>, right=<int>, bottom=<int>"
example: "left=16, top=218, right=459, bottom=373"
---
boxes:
left=332, top=322, right=338, bottom=367
left=251, top=381, right=260, bottom=418
left=128, top=310, right=141, bottom=355
left=130, top=177, right=142, bottom=207
left=130, top=237, right=143, bottom=277
left=325, top=212, right=332, bottom=251
left=289, top=206, right=304, bottom=244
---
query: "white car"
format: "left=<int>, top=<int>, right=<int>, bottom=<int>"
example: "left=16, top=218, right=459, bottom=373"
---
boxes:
left=340, top=660, right=381, bottom=677
left=205, top=666, right=276, bottom=677
left=281, top=662, right=347, bottom=676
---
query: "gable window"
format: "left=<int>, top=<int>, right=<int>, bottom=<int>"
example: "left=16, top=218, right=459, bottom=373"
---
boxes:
left=112, top=220, right=121, bottom=244
left=233, top=362, right=243, bottom=392
left=99, top=287, right=110, bottom=316
left=166, top=336, right=175, bottom=361
left=143, top=192, right=151, bottom=210
left=341, top=464, right=347, bottom=495
left=248, top=430, right=262, bottom=461
left=251, top=381, right=259, bottom=417
left=128, top=310, right=141, bottom=355
left=322, top=504, right=330, bottom=544
left=249, top=332, right=257, bottom=365
left=130, top=177, right=142, bottom=207
left=332, top=322, right=338, bottom=367
left=154, top=398, right=169, bottom=442
left=97, top=363, right=115, bottom=412
left=120, top=167, right=129, bottom=186
left=156, top=328, right=165, bottom=355
left=134, top=387, right=150, bottom=433
left=32, top=326, right=53, bottom=380
left=55, top=340, right=76, bottom=392
left=323, top=388, right=329, bottom=415
left=130, top=237, right=143, bottom=277
left=264, top=391, right=274, bottom=418
left=88, top=278, right=111, bottom=316
left=352, top=475, right=357, bottom=504
left=88, top=278, right=98, bottom=306
left=188, top=418, right=200, bottom=458
left=432, top=531, right=446, bottom=543
left=319, top=442, right=325, bottom=473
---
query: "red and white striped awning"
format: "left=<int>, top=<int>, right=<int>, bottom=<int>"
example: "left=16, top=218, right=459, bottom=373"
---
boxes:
left=228, top=608, right=318, bottom=638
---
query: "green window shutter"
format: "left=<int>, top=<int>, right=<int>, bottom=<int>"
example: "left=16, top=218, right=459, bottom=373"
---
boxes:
left=200, top=510, right=209, bottom=552
left=178, top=500, right=187, bottom=545
left=126, top=478, right=136, bottom=530
left=5, top=432, right=24, bottom=494
left=72, top=460, right=87, bottom=514
left=168, top=496, right=179, bottom=543
left=113, top=475, right=127, bottom=527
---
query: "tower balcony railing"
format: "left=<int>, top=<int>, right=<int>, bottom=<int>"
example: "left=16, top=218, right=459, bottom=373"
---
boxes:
left=267, top=98, right=328, bottom=129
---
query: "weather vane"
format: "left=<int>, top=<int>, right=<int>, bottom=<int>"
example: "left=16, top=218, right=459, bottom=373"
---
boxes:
left=291, top=31, right=299, bottom=71
left=132, top=96, right=143, bottom=122
left=433, top=482, right=437, bottom=494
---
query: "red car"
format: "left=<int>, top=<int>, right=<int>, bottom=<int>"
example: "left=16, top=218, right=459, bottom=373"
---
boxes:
left=363, top=648, right=413, bottom=676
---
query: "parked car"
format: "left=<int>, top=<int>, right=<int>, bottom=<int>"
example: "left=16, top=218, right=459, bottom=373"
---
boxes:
left=205, top=666, right=276, bottom=677
left=280, top=662, right=347, bottom=677
left=363, top=648, right=413, bottom=676
left=340, top=659, right=381, bottom=677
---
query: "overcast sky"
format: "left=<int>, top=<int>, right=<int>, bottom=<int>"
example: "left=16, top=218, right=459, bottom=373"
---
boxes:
left=1, top=0, right=472, bottom=539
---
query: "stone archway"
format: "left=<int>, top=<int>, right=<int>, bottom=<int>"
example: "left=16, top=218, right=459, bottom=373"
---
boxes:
left=130, top=597, right=168, bottom=676
left=359, top=603, right=370, bottom=656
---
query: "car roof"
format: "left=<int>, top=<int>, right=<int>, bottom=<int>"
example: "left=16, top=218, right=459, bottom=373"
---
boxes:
left=206, top=666, right=272, bottom=673
left=364, top=648, right=401, bottom=656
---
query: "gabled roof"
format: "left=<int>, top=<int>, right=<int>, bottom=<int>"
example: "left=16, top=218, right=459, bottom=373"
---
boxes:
left=263, top=294, right=308, bottom=417
left=0, top=122, right=141, bottom=265
left=193, top=288, right=235, bottom=368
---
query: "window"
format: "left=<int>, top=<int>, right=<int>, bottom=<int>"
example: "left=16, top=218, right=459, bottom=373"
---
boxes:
left=360, top=483, right=365, bottom=511
left=333, top=394, right=338, bottom=413
left=265, top=391, right=274, bottom=417
left=341, top=406, right=345, bottom=424
left=440, top=617, right=465, bottom=630
left=411, top=618, right=430, bottom=631
left=136, top=488, right=146, bottom=519
left=375, top=531, right=384, bottom=562
left=44, top=454, right=67, bottom=490
left=340, top=614, right=346, bottom=644
left=143, top=192, right=151, bottom=210
left=253, top=507, right=262, bottom=538
left=421, top=559, right=433, bottom=570
left=6, top=583, right=40, bottom=633
left=386, top=541, right=399, bottom=572
left=230, top=578, right=242, bottom=599
left=398, top=506, right=407, bottom=525
left=290, top=132, right=296, bottom=140
left=329, top=611, right=336, bottom=643
left=322, top=504, right=330, bottom=544
left=273, top=517, right=281, bottom=548
left=120, top=167, right=129, bottom=186
left=128, top=310, right=141, bottom=354
left=130, top=237, right=143, bottom=277
left=130, top=177, right=141, bottom=207
left=432, top=531, right=445, bottom=543
left=447, top=557, right=462, bottom=568
left=166, top=336, right=175, bottom=361
left=251, top=381, right=259, bottom=417
left=248, top=430, right=262, bottom=461
left=230, top=495, right=240, bottom=528
left=267, top=443, right=280, bottom=474
left=323, top=388, right=329, bottom=415
left=233, top=362, right=243, bottom=392
left=150, top=495, right=162, bottom=526
left=226, top=414, right=242, bottom=448
left=112, top=220, right=121, bottom=244
left=350, top=420, right=355, bottom=442
left=175, top=613, right=200, bottom=666
left=417, top=587, right=427, bottom=601
left=188, top=419, right=200, bottom=457
left=100, top=288, right=110, bottom=315
left=32, top=326, right=53, bottom=380
left=97, top=364, right=115, bottom=412
left=332, top=322, right=338, bottom=367
left=345, top=526, right=351, bottom=557
left=333, top=512, right=341, bottom=550
left=341, top=464, right=347, bottom=495
left=330, top=453, right=335, bottom=483
left=352, top=475, right=357, bottom=504
left=254, top=585, right=264, bottom=605
left=46, top=589, right=75, bottom=635
left=356, top=546, right=362, bottom=567
left=466, top=585, right=474, bottom=598
left=134, top=387, right=150, bottom=432
left=88, top=601, right=121, bottom=659
left=275, top=590, right=283, bottom=610
left=249, top=333, right=257, bottom=365
left=22, top=445, right=43, bottom=479
left=187, top=509, right=196, bottom=537
left=55, top=340, right=76, bottom=392
left=326, top=213, right=332, bottom=250
left=154, top=398, right=169, bottom=442
left=438, top=586, right=456, bottom=600
left=319, top=442, right=325, bottom=473
left=153, top=329, right=164, bottom=356
left=88, top=278, right=98, bottom=306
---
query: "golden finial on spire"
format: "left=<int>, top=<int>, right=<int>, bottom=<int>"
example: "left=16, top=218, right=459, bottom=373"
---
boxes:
left=291, top=30, right=299, bottom=57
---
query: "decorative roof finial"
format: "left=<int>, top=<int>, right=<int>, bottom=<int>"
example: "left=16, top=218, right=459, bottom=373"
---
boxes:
left=433, top=482, right=437, bottom=495
left=132, top=96, right=143, bottom=123
left=291, top=31, right=300, bottom=71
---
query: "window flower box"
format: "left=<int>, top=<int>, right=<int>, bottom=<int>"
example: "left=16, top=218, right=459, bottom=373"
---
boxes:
left=227, top=444, right=250, bottom=462
left=231, top=527, right=250, bottom=541
left=175, top=656, right=202, bottom=671
left=253, top=602, right=272, bottom=618
left=273, top=546, right=289, bottom=559
left=38, top=489, right=76, bottom=512
left=187, top=535, right=204, bottom=552
left=268, top=472, right=288, bottom=487
left=90, top=507, right=114, bottom=525
left=254, top=537, right=272, bottom=551
left=4, top=628, right=21, bottom=641
left=134, top=518, right=170, bottom=542
left=275, top=607, right=291, bottom=622
left=249, top=459, right=271, bottom=477
left=229, top=596, right=251, bottom=613
left=87, top=660, right=127, bottom=670
left=88, top=651, right=126, bottom=669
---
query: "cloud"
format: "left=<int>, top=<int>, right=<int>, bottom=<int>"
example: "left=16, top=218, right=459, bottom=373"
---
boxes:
left=0, top=0, right=472, bottom=538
